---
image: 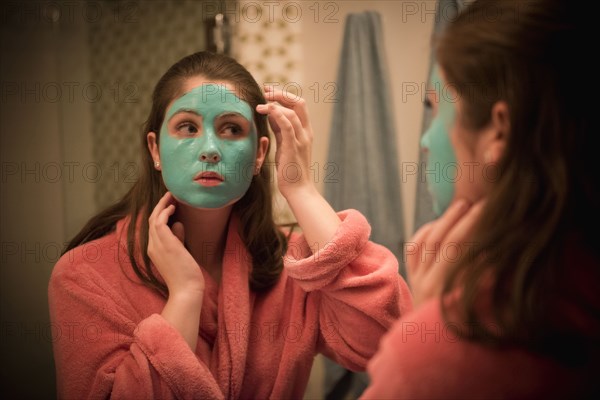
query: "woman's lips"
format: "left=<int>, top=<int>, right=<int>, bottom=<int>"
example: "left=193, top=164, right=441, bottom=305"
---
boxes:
left=194, top=171, right=224, bottom=187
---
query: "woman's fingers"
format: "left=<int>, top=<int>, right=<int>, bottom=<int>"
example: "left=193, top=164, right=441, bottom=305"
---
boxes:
left=424, top=199, right=471, bottom=259
left=405, top=221, right=434, bottom=273
left=441, top=200, right=485, bottom=254
left=404, top=199, right=479, bottom=307
left=257, top=103, right=295, bottom=153
left=258, top=102, right=307, bottom=149
left=256, top=104, right=283, bottom=149
left=257, top=91, right=315, bottom=195
left=157, top=204, right=175, bottom=226
left=264, top=88, right=311, bottom=130
left=269, top=105, right=295, bottom=159
left=149, top=191, right=172, bottom=223
left=149, top=193, right=179, bottom=254
left=271, top=103, right=305, bottom=143
left=418, top=202, right=482, bottom=302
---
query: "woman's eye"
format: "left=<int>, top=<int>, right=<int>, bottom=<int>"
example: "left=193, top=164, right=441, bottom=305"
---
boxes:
left=176, top=123, right=198, bottom=136
left=424, top=98, right=438, bottom=117
left=222, top=124, right=243, bottom=137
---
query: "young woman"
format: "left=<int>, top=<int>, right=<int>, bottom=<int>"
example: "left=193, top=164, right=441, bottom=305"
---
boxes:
left=362, top=0, right=599, bottom=398
left=48, top=51, right=412, bottom=399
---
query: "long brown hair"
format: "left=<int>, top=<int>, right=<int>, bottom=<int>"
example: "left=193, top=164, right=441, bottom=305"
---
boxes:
left=436, top=0, right=597, bottom=362
left=64, top=51, right=288, bottom=294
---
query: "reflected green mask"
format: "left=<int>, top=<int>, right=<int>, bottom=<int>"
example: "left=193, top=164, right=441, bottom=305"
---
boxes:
left=420, top=65, right=458, bottom=216
left=159, top=84, right=257, bottom=209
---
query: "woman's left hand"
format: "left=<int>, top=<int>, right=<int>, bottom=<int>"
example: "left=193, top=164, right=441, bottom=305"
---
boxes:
left=256, top=87, right=314, bottom=199
left=406, top=199, right=484, bottom=307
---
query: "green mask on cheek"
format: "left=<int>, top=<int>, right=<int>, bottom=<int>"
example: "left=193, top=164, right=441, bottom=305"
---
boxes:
left=159, top=84, right=257, bottom=209
left=420, top=65, right=458, bottom=216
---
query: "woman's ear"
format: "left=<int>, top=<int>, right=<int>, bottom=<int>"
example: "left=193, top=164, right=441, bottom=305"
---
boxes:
left=485, top=101, right=510, bottom=164
left=254, top=136, right=270, bottom=175
left=147, top=132, right=161, bottom=170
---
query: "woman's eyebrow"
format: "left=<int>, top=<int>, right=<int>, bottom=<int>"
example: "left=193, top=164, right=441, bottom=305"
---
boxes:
left=167, top=108, right=202, bottom=122
left=216, top=111, right=246, bottom=119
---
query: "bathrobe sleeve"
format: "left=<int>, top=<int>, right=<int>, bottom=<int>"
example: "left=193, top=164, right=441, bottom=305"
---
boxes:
left=48, top=246, right=224, bottom=400
left=284, top=209, right=413, bottom=371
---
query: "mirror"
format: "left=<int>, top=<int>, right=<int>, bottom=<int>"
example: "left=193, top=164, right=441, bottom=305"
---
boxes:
left=0, top=1, right=434, bottom=397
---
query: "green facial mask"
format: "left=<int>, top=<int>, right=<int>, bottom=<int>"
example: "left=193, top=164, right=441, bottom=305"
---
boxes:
left=159, top=84, right=257, bottom=209
left=420, top=65, right=458, bottom=216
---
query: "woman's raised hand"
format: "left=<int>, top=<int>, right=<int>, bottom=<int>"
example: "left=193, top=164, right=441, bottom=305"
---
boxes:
left=256, top=86, right=314, bottom=199
left=256, top=86, right=342, bottom=253
left=148, top=192, right=204, bottom=296
left=406, top=199, right=484, bottom=307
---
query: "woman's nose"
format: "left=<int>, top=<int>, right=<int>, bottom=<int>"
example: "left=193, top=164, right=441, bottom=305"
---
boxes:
left=200, top=150, right=221, bottom=163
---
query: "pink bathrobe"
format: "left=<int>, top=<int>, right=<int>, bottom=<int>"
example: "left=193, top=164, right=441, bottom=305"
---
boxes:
left=49, top=209, right=412, bottom=399
left=361, top=236, right=600, bottom=398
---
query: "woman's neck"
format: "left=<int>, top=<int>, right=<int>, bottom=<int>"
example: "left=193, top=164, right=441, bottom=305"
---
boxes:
left=174, top=203, right=233, bottom=285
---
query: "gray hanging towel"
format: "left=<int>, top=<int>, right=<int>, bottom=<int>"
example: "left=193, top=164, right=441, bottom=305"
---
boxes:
left=324, top=11, right=404, bottom=265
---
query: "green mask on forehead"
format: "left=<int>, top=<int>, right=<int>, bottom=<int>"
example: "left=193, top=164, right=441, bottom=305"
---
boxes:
left=420, top=65, right=458, bottom=216
left=159, top=84, right=258, bottom=209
